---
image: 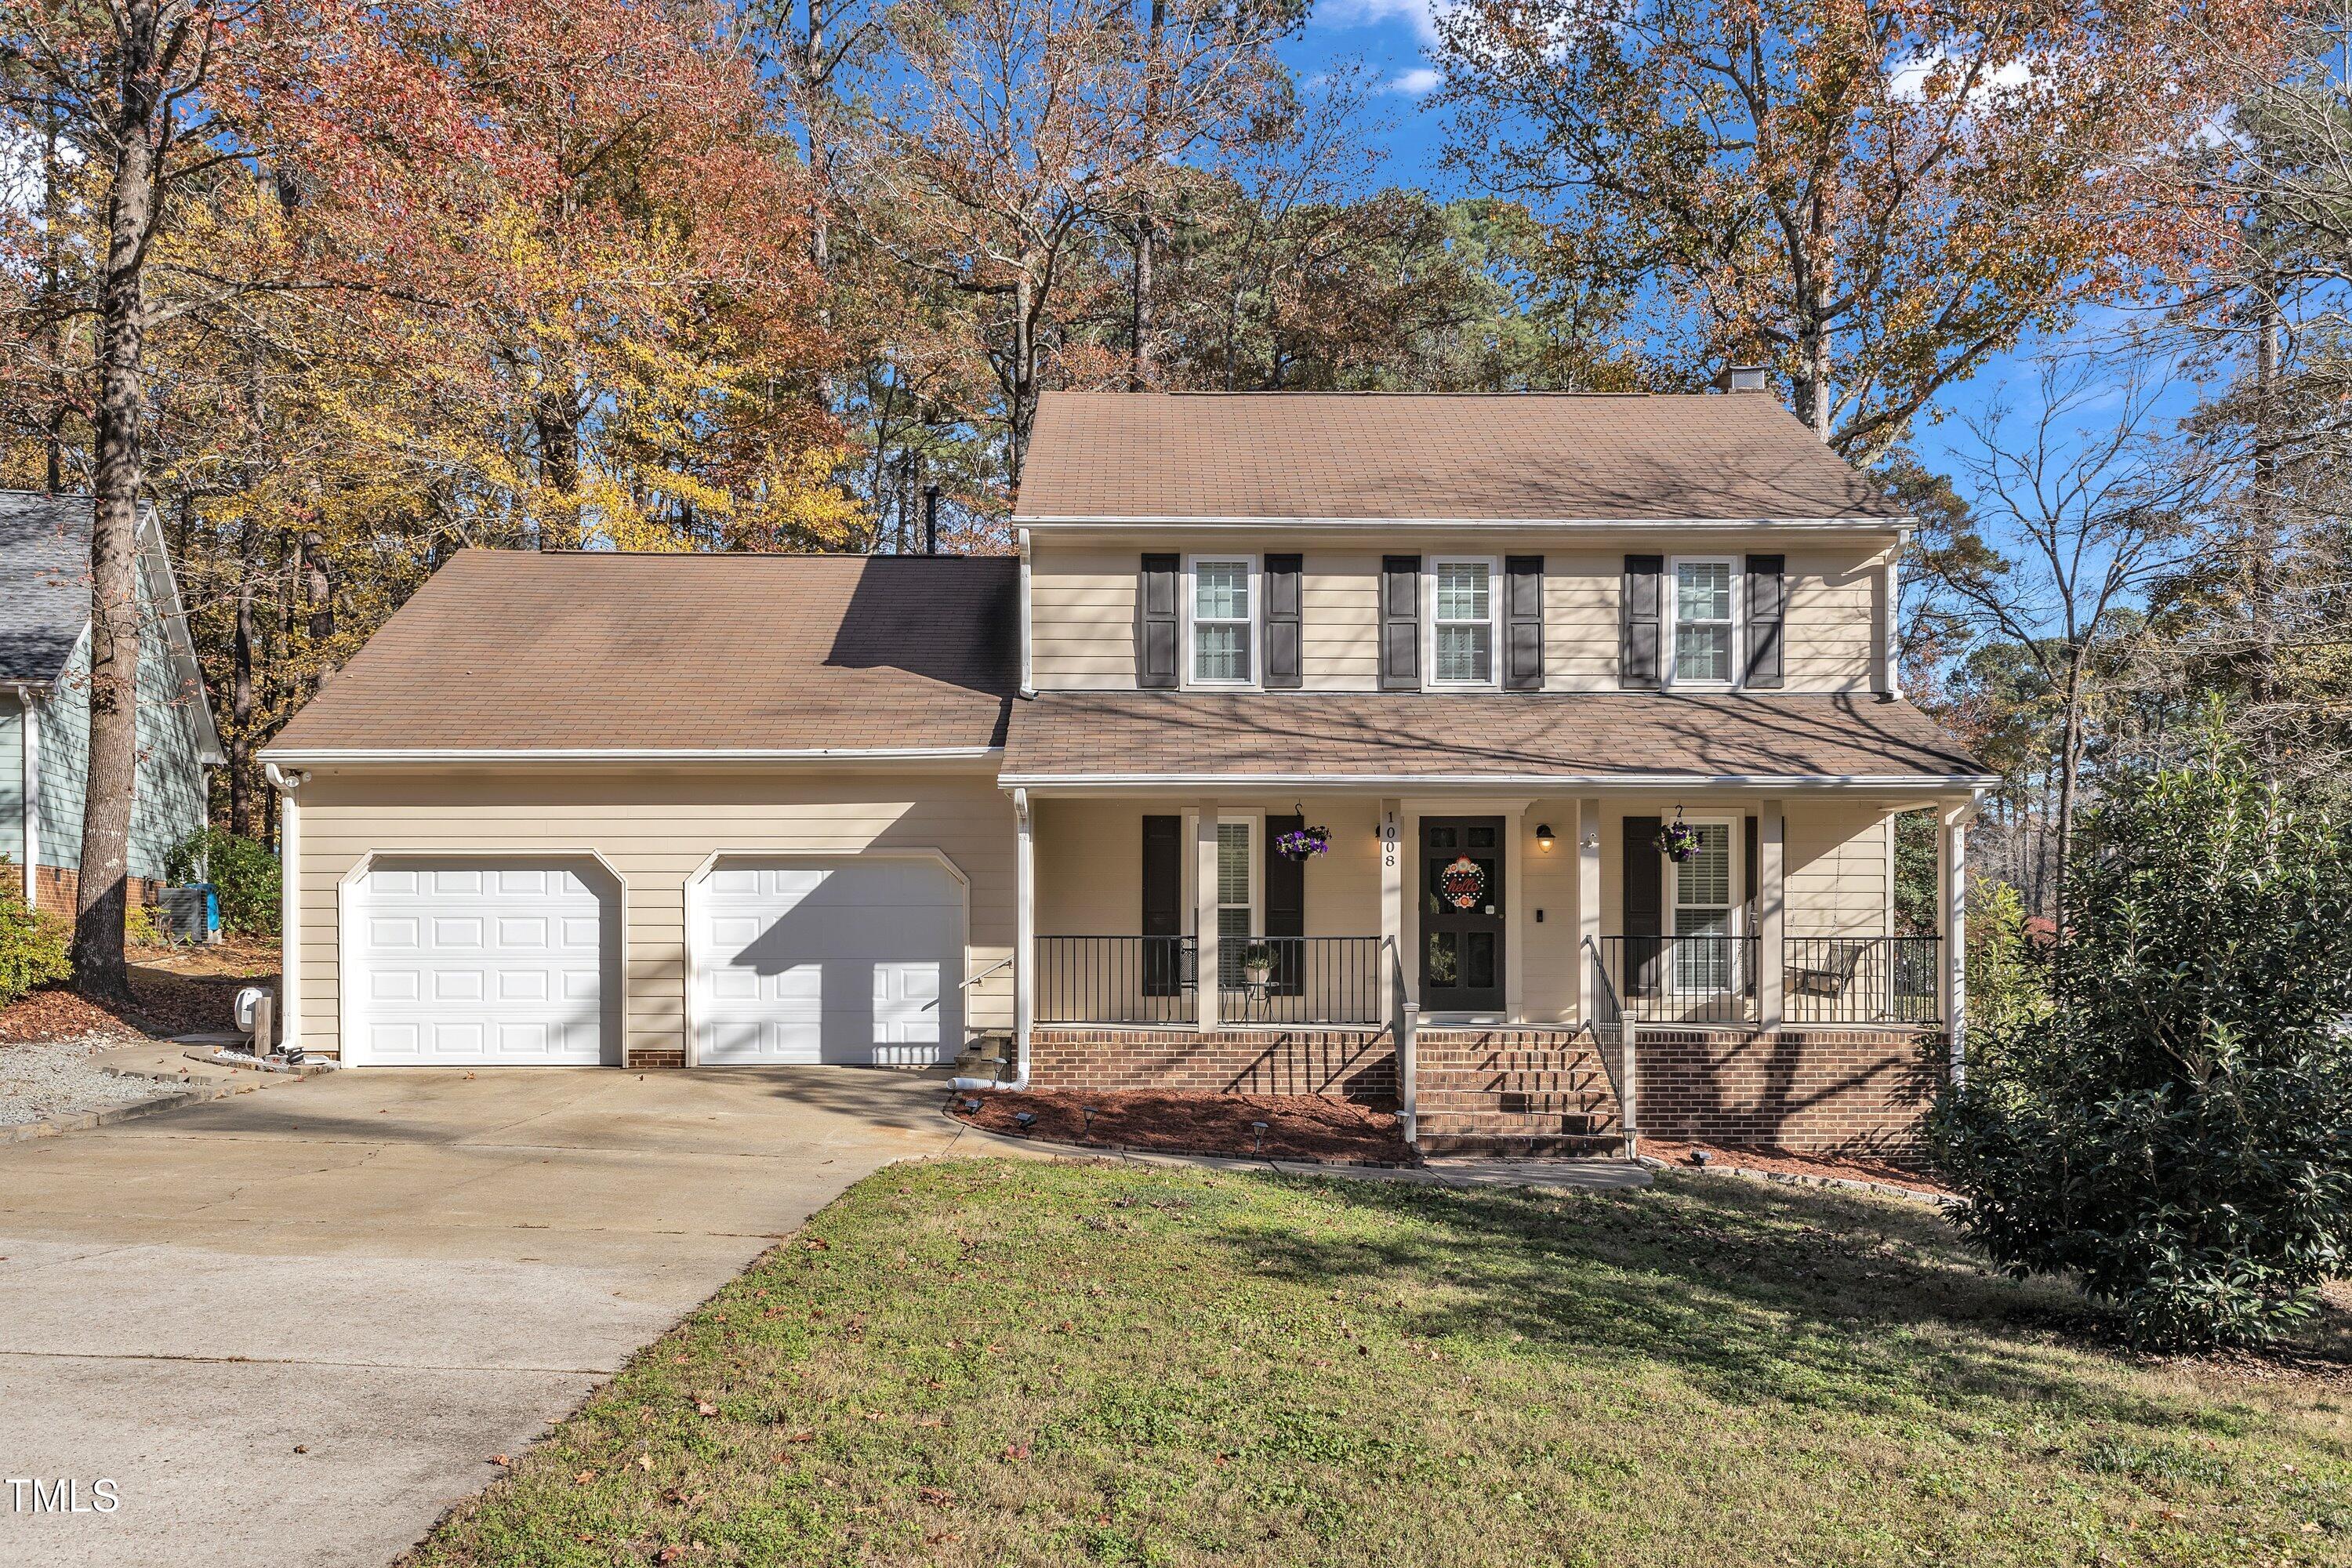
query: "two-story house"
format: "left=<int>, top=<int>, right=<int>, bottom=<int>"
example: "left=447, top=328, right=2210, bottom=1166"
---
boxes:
left=262, top=389, right=1988, bottom=1156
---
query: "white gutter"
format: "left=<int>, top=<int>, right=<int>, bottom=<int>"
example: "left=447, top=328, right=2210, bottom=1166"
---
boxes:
left=257, top=746, right=1004, bottom=766
left=13, top=684, right=38, bottom=904
left=999, top=771, right=2002, bottom=792
left=1016, top=514, right=1916, bottom=533
left=264, top=764, right=308, bottom=1050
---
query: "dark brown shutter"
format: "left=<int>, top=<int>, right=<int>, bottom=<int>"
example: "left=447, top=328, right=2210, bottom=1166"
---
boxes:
left=1504, top=554, right=1544, bottom=690
left=1621, top=554, right=1663, bottom=690
left=1624, top=815, right=1663, bottom=1000
left=1137, top=554, right=1178, bottom=689
left=1265, top=812, right=1305, bottom=995
left=1142, top=815, right=1183, bottom=996
left=1380, top=554, right=1421, bottom=690
left=1742, top=814, right=1762, bottom=1000
left=1264, top=554, right=1302, bottom=689
left=1744, top=554, right=1785, bottom=688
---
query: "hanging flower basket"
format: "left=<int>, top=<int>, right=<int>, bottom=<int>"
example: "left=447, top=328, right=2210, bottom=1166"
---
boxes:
left=1657, top=815, right=1703, bottom=863
left=1274, top=826, right=1332, bottom=861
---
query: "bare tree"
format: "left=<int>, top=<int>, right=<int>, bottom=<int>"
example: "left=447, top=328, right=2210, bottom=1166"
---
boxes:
left=1916, top=352, right=2206, bottom=935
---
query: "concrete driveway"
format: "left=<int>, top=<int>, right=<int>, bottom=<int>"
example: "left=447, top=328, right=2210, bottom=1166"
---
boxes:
left=0, top=1063, right=965, bottom=1567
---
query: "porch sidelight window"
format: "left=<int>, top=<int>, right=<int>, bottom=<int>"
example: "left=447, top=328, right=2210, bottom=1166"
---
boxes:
left=1192, top=558, right=1254, bottom=684
left=1671, top=821, right=1736, bottom=991
left=1672, top=559, right=1737, bottom=684
left=1431, top=559, right=1495, bottom=685
left=1217, top=820, right=1256, bottom=985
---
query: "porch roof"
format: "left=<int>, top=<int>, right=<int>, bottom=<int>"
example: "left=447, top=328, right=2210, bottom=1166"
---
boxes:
left=1000, top=691, right=1991, bottom=788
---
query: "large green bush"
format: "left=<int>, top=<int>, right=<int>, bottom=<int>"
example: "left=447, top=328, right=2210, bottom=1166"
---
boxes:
left=1931, top=735, right=2352, bottom=1348
left=165, top=829, right=281, bottom=937
left=0, top=858, right=72, bottom=1005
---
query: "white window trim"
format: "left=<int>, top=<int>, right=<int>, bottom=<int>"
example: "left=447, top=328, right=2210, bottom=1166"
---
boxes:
left=1666, top=554, right=1742, bottom=691
left=1183, top=553, right=1260, bottom=690
left=1179, top=809, right=1265, bottom=938
left=1425, top=555, right=1501, bottom=690
left=1664, top=815, right=1744, bottom=936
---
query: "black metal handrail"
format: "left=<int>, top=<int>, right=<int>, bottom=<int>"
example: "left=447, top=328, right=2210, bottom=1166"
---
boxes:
left=1220, top=936, right=1385, bottom=1025
left=1785, top=935, right=1941, bottom=1024
left=1595, top=935, right=1760, bottom=1024
left=1036, top=936, right=1196, bottom=1025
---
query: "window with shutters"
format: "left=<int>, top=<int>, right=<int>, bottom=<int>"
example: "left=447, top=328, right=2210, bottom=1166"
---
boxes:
left=1186, top=556, right=1256, bottom=686
left=1670, top=557, right=1738, bottom=687
left=1428, top=557, right=1497, bottom=687
left=1215, top=820, right=1256, bottom=985
left=1668, top=818, right=1740, bottom=991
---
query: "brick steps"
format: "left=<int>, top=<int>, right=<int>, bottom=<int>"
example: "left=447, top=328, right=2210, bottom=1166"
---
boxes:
left=1411, top=1031, right=1626, bottom=1158
left=1418, top=1131, right=1624, bottom=1158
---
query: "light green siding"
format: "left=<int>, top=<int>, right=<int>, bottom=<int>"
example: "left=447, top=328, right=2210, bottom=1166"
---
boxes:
left=26, top=550, right=211, bottom=880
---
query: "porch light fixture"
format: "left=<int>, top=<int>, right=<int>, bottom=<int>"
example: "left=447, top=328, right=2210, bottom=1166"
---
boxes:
left=1535, top=823, right=1555, bottom=851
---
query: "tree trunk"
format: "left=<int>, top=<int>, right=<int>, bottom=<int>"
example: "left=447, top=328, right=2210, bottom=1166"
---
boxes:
left=1009, top=265, right=1036, bottom=484
left=1130, top=205, right=1155, bottom=391
left=229, top=534, right=255, bottom=837
left=2247, top=274, right=2282, bottom=768
left=42, top=93, right=69, bottom=494
left=535, top=394, right=583, bottom=549
left=2052, top=675, right=2085, bottom=947
left=74, top=0, right=168, bottom=1004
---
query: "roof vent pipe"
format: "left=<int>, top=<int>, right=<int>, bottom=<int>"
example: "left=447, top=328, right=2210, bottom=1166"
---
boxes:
left=1715, top=365, right=1768, bottom=394
left=924, top=485, right=940, bottom=555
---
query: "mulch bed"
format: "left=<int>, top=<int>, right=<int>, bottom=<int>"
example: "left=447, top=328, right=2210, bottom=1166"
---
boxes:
left=948, top=1088, right=1414, bottom=1166
left=0, top=943, right=279, bottom=1044
left=1639, top=1137, right=1954, bottom=1196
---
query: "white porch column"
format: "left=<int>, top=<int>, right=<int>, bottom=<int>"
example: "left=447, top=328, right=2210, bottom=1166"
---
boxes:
left=19, top=691, right=38, bottom=905
left=1195, top=800, right=1220, bottom=1030
left=1013, top=789, right=1033, bottom=1077
left=1576, top=797, right=1602, bottom=1021
left=1940, top=806, right=1968, bottom=1080
left=1378, top=798, right=1403, bottom=993
left=1759, top=798, right=1785, bottom=1030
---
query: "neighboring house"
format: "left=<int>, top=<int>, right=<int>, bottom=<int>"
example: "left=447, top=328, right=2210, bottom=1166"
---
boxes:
left=262, top=388, right=1991, bottom=1156
left=0, top=492, right=224, bottom=914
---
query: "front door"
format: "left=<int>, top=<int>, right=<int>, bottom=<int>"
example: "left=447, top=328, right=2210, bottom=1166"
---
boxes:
left=1421, top=817, right=1504, bottom=1013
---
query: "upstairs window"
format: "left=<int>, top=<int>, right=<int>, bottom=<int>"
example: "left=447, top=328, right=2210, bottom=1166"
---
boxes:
left=1430, top=557, right=1495, bottom=686
left=1189, top=557, right=1254, bottom=685
left=1672, top=558, right=1736, bottom=685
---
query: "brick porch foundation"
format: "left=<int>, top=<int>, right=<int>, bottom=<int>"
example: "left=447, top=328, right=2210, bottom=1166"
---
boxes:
left=1632, top=1027, right=1944, bottom=1159
left=1029, top=1027, right=1396, bottom=1101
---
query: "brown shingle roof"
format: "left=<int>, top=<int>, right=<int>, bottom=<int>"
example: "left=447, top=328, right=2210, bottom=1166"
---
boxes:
left=267, top=550, right=1016, bottom=755
left=1013, top=392, right=1906, bottom=522
left=1001, top=691, right=1987, bottom=782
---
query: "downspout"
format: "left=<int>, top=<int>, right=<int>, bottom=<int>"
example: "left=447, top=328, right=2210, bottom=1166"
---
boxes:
left=264, top=763, right=307, bottom=1050
left=13, top=682, right=39, bottom=905
left=955, top=785, right=1032, bottom=1091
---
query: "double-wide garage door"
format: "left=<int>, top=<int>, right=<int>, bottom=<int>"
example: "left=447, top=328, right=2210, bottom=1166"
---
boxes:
left=350, top=853, right=964, bottom=1068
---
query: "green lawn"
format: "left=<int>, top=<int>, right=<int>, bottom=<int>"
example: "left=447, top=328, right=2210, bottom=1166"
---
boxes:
left=408, top=1160, right=2352, bottom=1568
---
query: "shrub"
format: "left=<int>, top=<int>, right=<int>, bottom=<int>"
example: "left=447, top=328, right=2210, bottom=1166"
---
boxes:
left=1965, top=878, right=2050, bottom=1040
left=164, top=829, right=281, bottom=937
left=0, top=858, right=72, bottom=1005
left=1930, top=733, right=2352, bottom=1349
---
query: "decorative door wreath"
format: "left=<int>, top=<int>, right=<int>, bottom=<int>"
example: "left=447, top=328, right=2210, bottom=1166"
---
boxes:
left=1439, top=855, right=1487, bottom=910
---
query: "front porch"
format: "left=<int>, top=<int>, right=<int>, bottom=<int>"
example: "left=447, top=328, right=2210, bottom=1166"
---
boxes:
left=1007, top=789, right=1971, bottom=1156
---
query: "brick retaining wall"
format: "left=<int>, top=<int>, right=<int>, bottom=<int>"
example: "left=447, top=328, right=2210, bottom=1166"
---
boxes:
left=29, top=866, right=165, bottom=916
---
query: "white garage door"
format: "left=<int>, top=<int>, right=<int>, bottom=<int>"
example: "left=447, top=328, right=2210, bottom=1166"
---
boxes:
left=356, top=860, right=615, bottom=1066
left=694, top=857, right=964, bottom=1066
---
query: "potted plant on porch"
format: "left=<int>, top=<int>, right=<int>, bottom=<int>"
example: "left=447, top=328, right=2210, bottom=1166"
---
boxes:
left=1240, top=941, right=1278, bottom=986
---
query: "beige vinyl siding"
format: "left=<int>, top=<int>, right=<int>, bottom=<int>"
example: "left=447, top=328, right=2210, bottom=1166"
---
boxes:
left=1784, top=545, right=1886, bottom=691
left=1034, top=795, right=1383, bottom=938
left=1543, top=553, right=1620, bottom=691
left=292, top=767, right=1015, bottom=1061
left=1030, top=535, right=1896, bottom=693
left=1785, top=799, right=1893, bottom=935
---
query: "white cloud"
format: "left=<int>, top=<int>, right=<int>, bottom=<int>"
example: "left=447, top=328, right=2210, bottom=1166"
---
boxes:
left=1318, top=0, right=1443, bottom=45
left=1389, top=66, right=1444, bottom=96
left=1887, top=48, right=2036, bottom=104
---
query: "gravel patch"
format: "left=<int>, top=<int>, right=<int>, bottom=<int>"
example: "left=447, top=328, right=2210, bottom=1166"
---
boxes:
left=0, top=1035, right=188, bottom=1127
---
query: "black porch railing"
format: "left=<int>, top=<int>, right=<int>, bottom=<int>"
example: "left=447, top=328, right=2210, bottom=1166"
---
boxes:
left=1595, top=935, right=1760, bottom=1025
left=1785, top=935, right=1941, bottom=1024
left=1221, top=936, right=1386, bottom=1026
left=1036, top=936, right=1196, bottom=1025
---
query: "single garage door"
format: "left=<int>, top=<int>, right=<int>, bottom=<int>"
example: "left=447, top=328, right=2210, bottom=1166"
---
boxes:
left=355, top=858, right=617, bottom=1065
left=693, top=856, right=964, bottom=1066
